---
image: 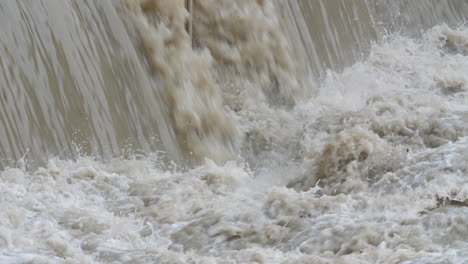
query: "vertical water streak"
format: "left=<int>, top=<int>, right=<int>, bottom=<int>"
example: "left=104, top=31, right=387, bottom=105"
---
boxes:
left=278, top=0, right=468, bottom=77
left=0, top=0, right=177, bottom=166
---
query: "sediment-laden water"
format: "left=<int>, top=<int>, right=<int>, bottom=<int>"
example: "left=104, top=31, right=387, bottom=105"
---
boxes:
left=1, top=1, right=468, bottom=263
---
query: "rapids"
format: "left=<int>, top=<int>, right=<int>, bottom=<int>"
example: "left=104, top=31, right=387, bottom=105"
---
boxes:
left=1, top=1, right=468, bottom=263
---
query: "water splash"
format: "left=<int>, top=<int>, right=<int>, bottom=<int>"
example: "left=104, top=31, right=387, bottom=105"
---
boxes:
left=1, top=1, right=468, bottom=263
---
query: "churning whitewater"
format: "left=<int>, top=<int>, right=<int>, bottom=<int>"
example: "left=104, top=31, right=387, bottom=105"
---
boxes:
left=1, top=0, right=468, bottom=263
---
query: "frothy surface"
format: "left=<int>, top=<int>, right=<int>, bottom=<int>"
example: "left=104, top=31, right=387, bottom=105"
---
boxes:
left=2, top=24, right=468, bottom=263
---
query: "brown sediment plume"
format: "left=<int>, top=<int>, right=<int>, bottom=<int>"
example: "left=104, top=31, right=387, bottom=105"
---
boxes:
left=124, top=0, right=238, bottom=164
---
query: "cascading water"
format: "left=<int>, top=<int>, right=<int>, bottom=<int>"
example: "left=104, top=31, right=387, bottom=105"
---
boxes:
left=1, top=1, right=468, bottom=263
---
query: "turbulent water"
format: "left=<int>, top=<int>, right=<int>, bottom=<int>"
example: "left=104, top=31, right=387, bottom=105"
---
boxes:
left=1, top=0, right=468, bottom=263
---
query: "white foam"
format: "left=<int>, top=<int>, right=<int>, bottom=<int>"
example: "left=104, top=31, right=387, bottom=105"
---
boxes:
left=2, top=12, right=468, bottom=264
